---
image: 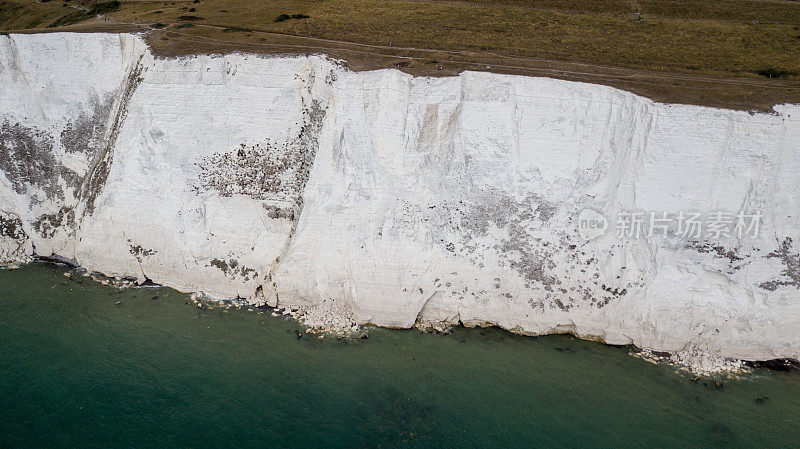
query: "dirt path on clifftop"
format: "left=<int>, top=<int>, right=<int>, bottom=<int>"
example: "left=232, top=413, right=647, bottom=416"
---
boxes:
left=8, top=16, right=800, bottom=111
left=137, top=23, right=800, bottom=111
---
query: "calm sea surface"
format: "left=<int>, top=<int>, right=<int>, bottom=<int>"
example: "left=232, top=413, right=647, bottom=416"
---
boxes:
left=1, top=263, right=798, bottom=448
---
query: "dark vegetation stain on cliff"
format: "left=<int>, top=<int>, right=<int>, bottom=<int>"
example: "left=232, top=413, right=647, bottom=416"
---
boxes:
left=33, top=206, right=75, bottom=238
left=685, top=240, right=745, bottom=275
left=129, top=244, right=156, bottom=263
left=210, top=257, right=258, bottom=281
left=685, top=240, right=743, bottom=263
left=0, top=120, right=69, bottom=201
left=197, top=141, right=298, bottom=203
left=2, top=96, right=118, bottom=208
left=390, top=189, right=635, bottom=312
left=759, top=237, right=800, bottom=291
left=61, top=95, right=115, bottom=157
left=194, top=98, right=326, bottom=224
left=0, top=212, right=26, bottom=240
left=0, top=96, right=115, bottom=207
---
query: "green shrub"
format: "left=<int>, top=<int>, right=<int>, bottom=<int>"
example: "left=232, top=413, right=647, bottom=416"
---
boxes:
left=47, top=0, right=119, bottom=28
left=89, top=1, right=120, bottom=15
left=275, top=13, right=309, bottom=22
left=48, top=10, right=91, bottom=27
left=222, top=26, right=251, bottom=32
left=757, top=68, right=797, bottom=78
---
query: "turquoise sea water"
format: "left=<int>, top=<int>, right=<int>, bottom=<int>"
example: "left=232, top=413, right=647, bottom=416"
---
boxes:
left=1, top=263, right=798, bottom=448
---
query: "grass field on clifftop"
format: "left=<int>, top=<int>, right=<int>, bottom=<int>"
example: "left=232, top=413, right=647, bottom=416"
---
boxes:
left=2, top=0, right=799, bottom=109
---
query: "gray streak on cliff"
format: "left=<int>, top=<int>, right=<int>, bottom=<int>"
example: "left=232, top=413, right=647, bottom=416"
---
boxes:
left=759, top=237, right=800, bottom=291
left=78, top=56, right=144, bottom=215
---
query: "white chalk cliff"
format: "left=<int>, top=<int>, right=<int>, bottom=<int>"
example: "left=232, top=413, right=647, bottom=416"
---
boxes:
left=1, top=33, right=798, bottom=370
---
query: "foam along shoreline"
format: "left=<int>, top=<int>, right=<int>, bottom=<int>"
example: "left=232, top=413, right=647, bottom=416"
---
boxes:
left=1, top=32, right=799, bottom=374
left=15, top=259, right=800, bottom=376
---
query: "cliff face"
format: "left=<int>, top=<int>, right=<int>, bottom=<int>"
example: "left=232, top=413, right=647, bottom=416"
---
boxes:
left=2, top=33, right=799, bottom=369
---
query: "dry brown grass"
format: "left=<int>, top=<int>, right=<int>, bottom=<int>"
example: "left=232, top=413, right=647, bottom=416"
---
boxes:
left=3, top=0, right=799, bottom=109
